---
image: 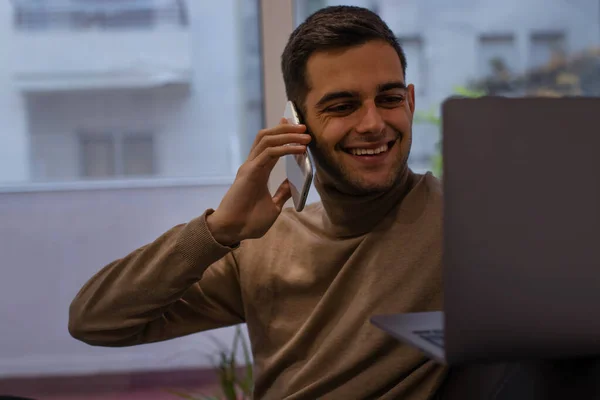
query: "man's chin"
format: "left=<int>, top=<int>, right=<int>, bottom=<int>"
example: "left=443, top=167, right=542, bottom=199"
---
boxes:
left=313, top=150, right=407, bottom=195
left=339, top=174, right=399, bottom=195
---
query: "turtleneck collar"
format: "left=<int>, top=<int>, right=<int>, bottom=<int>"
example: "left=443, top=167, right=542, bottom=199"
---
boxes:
left=313, top=163, right=415, bottom=238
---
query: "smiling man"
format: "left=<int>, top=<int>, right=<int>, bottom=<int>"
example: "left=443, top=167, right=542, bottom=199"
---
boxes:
left=69, top=6, right=446, bottom=399
left=285, top=35, right=414, bottom=195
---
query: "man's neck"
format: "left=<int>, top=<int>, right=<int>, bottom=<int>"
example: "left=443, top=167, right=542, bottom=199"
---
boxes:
left=314, top=166, right=414, bottom=237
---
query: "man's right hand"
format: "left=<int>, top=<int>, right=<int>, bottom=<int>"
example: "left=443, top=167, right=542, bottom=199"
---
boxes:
left=207, top=118, right=311, bottom=246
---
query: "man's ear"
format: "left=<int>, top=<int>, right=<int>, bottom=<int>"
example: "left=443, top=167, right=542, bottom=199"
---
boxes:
left=296, top=99, right=317, bottom=142
left=407, top=84, right=416, bottom=114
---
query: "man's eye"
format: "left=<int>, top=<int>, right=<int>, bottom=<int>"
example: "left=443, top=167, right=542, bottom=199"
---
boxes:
left=326, top=103, right=355, bottom=113
left=378, top=96, right=404, bottom=105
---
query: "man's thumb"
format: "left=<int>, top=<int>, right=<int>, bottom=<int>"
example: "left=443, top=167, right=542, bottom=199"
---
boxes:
left=272, top=179, right=292, bottom=211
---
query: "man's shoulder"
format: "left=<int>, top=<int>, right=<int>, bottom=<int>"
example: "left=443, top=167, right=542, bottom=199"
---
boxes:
left=236, top=202, right=324, bottom=261
left=259, top=202, right=324, bottom=243
left=410, top=170, right=443, bottom=199
left=278, top=201, right=325, bottom=229
left=393, top=170, right=443, bottom=225
left=423, top=171, right=443, bottom=196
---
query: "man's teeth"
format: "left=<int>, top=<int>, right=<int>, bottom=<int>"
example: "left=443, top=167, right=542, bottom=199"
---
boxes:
left=349, top=143, right=389, bottom=156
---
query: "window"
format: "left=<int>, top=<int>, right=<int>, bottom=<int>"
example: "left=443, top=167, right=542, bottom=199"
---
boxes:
left=295, top=2, right=596, bottom=175
left=294, top=0, right=326, bottom=21
left=123, top=135, right=155, bottom=176
left=529, top=31, right=567, bottom=69
left=294, top=0, right=379, bottom=25
left=80, top=134, right=116, bottom=178
left=239, top=0, right=265, bottom=160
left=2, top=0, right=263, bottom=185
left=398, top=36, right=426, bottom=94
left=478, top=34, right=518, bottom=79
left=80, top=132, right=155, bottom=178
left=13, top=0, right=188, bottom=31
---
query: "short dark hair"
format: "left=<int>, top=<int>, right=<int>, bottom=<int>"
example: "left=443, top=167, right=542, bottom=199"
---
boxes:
left=281, top=6, right=407, bottom=114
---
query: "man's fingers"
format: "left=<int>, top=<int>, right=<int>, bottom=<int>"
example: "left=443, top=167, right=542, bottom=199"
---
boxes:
left=249, top=123, right=307, bottom=156
left=242, top=144, right=306, bottom=179
left=273, top=179, right=292, bottom=211
left=249, top=133, right=311, bottom=161
left=255, top=144, right=306, bottom=169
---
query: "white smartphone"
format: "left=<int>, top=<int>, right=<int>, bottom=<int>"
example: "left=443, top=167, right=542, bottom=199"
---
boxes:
left=283, top=101, right=315, bottom=212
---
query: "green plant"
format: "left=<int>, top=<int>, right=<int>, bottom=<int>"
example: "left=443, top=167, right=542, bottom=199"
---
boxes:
left=414, top=85, right=486, bottom=178
left=168, top=325, right=254, bottom=400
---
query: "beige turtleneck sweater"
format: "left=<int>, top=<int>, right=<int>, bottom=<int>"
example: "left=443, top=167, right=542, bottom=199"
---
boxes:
left=69, top=168, right=447, bottom=399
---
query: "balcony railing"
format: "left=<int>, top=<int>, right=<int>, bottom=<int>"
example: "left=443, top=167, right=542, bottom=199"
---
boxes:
left=13, top=0, right=188, bottom=31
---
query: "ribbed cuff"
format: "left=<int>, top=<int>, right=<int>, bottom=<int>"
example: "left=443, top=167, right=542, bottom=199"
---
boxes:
left=175, top=209, right=238, bottom=270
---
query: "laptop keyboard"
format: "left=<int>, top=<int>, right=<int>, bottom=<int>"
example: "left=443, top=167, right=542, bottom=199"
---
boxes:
left=413, top=329, right=445, bottom=348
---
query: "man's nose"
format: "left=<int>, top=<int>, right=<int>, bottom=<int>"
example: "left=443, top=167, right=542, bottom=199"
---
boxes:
left=355, top=101, right=385, bottom=135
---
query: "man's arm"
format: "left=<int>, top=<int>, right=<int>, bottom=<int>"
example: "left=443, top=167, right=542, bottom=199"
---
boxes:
left=68, top=210, right=244, bottom=347
left=69, top=119, right=311, bottom=346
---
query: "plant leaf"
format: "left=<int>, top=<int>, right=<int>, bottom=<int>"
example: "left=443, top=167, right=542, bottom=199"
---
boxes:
left=220, top=373, right=238, bottom=400
left=452, top=85, right=486, bottom=98
left=414, top=106, right=440, bottom=126
left=230, top=326, right=241, bottom=366
left=239, top=328, right=253, bottom=394
left=208, top=334, right=229, bottom=354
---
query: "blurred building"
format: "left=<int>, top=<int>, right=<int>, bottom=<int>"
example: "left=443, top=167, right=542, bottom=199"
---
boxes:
left=0, top=0, right=598, bottom=180
left=0, top=0, right=263, bottom=184
left=299, top=0, right=600, bottom=172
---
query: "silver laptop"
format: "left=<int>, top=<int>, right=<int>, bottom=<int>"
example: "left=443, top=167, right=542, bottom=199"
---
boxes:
left=371, top=96, right=600, bottom=365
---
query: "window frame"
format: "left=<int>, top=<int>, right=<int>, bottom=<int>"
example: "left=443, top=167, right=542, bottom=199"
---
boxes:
left=477, top=32, right=518, bottom=78
left=528, top=30, right=567, bottom=69
left=78, top=130, right=156, bottom=179
left=260, top=0, right=294, bottom=195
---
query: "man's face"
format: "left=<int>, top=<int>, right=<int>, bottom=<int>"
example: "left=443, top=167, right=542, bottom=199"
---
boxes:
left=303, top=40, right=415, bottom=194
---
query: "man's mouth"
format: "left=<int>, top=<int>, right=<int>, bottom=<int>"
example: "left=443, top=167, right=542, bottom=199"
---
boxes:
left=342, top=140, right=397, bottom=156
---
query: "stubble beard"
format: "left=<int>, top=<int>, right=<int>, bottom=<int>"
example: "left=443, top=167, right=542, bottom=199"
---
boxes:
left=311, top=133, right=411, bottom=195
